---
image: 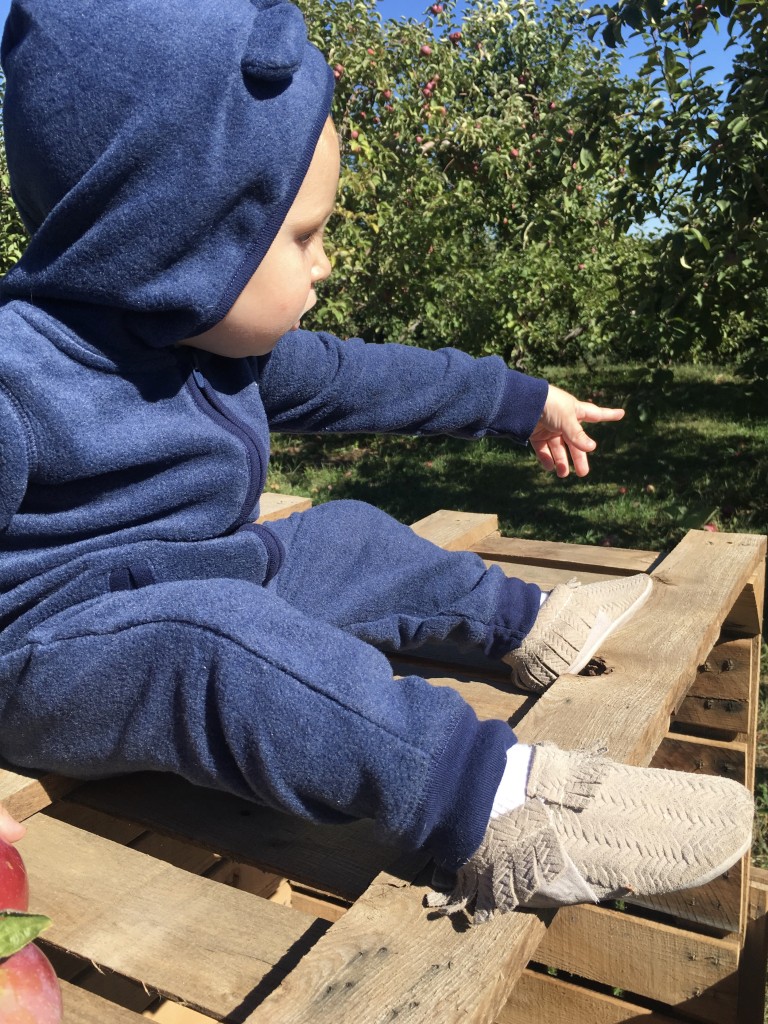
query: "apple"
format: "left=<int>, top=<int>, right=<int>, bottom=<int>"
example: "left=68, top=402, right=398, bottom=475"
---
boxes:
left=0, top=942, right=62, bottom=1023
left=0, top=912, right=61, bottom=1024
left=333, top=63, right=344, bottom=80
left=448, top=31, right=462, bottom=43
left=548, top=101, right=557, bottom=111
left=420, top=44, right=433, bottom=56
left=350, top=130, right=359, bottom=140
left=0, top=839, right=28, bottom=912
left=431, top=4, right=444, bottom=12
left=703, top=522, right=718, bottom=532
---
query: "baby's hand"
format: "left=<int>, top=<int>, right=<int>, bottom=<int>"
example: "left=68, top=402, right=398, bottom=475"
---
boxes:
left=0, top=803, right=26, bottom=843
left=530, top=384, right=624, bottom=478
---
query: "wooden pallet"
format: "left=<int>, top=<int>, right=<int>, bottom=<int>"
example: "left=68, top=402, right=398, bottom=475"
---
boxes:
left=1, top=494, right=765, bottom=1024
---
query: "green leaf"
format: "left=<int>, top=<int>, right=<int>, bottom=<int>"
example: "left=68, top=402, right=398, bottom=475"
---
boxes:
left=621, top=4, right=645, bottom=31
left=728, top=115, right=750, bottom=137
left=0, top=913, right=52, bottom=959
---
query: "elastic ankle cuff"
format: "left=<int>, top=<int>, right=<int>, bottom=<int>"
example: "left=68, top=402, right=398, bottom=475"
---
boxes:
left=484, top=575, right=541, bottom=658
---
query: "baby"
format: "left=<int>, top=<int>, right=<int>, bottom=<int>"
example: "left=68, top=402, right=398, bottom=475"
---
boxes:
left=0, top=0, right=752, bottom=922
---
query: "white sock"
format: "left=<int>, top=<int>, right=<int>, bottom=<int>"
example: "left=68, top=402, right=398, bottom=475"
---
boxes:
left=490, top=743, right=533, bottom=819
left=539, top=590, right=550, bottom=607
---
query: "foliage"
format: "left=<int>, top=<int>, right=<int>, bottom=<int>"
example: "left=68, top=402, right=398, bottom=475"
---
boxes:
left=589, top=0, right=768, bottom=376
left=298, top=0, right=658, bottom=370
left=0, top=84, right=28, bottom=277
left=0, top=1, right=766, bottom=377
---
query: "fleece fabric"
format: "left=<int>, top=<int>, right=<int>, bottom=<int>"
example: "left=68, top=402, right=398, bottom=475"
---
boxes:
left=0, top=0, right=548, bottom=869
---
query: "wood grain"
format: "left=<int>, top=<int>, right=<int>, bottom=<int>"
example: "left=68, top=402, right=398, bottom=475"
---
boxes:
left=470, top=534, right=659, bottom=575
left=0, top=763, right=77, bottom=821
left=257, top=492, right=312, bottom=522
left=244, top=854, right=552, bottom=1024
left=535, top=902, right=740, bottom=1024
left=498, top=968, right=681, bottom=1024
left=410, top=509, right=498, bottom=550
left=69, top=773, right=392, bottom=902
left=18, top=813, right=328, bottom=1020
left=514, top=531, right=766, bottom=761
left=61, top=978, right=149, bottom=1023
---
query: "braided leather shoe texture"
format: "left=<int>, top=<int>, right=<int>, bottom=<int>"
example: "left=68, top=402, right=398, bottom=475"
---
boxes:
left=504, top=574, right=653, bottom=693
left=426, top=744, right=755, bottom=926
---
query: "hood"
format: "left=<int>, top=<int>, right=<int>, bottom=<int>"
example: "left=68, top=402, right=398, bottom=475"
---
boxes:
left=0, top=0, right=335, bottom=347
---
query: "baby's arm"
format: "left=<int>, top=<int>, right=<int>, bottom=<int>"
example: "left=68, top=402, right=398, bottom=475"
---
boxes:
left=529, top=383, right=624, bottom=478
left=257, top=330, right=547, bottom=442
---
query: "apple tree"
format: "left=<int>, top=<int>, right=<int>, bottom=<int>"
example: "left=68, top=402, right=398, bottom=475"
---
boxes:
left=588, top=0, right=768, bottom=377
left=298, top=0, right=659, bottom=372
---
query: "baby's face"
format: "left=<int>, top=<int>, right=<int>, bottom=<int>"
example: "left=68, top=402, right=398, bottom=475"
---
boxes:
left=184, top=118, right=339, bottom=358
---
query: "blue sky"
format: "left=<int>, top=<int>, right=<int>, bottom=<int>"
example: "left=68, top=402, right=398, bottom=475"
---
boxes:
left=0, top=0, right=735, bottom=91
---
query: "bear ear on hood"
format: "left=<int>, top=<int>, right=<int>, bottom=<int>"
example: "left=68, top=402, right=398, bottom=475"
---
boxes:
left=241, top=1, right=307, bottom=81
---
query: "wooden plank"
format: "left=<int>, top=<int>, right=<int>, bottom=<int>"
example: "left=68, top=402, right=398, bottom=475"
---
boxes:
left=410, top=509, right=499, bottom=550
left=61, top=978, right=148, bottom=1023
left=390, top=657, right=531, bottom=724
left=0, top=762, right=77, bottom=821
left=652, top=733, right=747, bottom=781
left=68, top=775, right=391, bottom=903
left=257, top=492, right=312, bottom=522
left=469, top=534, right=659, bottom=575
left=17, top=813, right=329, bottom=1020
left=736, top=871, right=768, bottom=1024
left=627, top=856, right=745, bottom=937
left=244, top=854, right=552, bottom=1024
left=43, top=801, right=147, bottom=846
left=515, top=531, right=766, bottom=763
left=673, top=694, right=749, bottom=733
left=534, top=902, right=740, bottom=1024
left=725, top=559, right=765, bottom=634
left=242, top=530, right=765, bottom=1024
left=690, top=638, right=752, bottom=701
left=498, top=968, right=682, bottom=1024
left=144, top=1000, right=217, bottom=1022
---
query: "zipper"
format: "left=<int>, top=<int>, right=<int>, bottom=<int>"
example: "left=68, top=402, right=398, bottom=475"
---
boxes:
left=186, top=353, right=267, bottom=529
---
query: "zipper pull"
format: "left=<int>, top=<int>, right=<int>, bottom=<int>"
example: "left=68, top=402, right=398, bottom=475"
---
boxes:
left=191, top=352, right=207, bottom=390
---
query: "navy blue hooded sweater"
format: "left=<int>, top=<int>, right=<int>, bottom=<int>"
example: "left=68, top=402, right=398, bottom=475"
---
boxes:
left=0, top=0, right=548, bottom=867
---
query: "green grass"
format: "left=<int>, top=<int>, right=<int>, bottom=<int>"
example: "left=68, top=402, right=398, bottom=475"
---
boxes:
left=267, top=363, right=768, bottom=550
left=266, top=361, right=768, bottom=867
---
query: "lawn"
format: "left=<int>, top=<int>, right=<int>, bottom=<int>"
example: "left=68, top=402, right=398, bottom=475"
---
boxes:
left=265, top=361, right=768, bottom=867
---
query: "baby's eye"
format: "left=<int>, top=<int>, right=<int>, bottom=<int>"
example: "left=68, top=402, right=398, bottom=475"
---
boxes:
left=297, top=230, right=317, bottom=247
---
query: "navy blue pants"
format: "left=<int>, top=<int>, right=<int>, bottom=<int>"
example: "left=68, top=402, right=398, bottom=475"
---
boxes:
left=0, top=501, right=539, bottom=867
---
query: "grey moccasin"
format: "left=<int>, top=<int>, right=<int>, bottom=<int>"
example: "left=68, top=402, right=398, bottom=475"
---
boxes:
left=503, top=574, right=654, bottom=693
left=426, top=743, right=754, bottom=926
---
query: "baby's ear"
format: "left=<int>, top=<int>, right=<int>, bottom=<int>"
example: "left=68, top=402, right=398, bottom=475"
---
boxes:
left=241, top=1, right=307, bottom=82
